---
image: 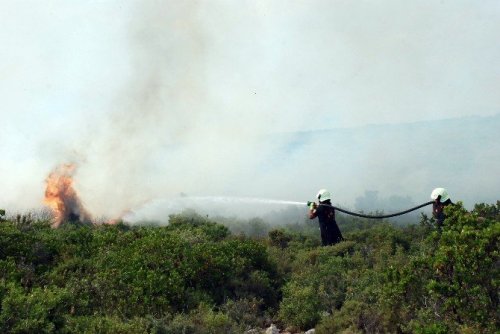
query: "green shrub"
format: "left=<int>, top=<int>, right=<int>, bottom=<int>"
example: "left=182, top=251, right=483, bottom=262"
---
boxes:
left=384, top=203, right=499, bottom=333
left=0, top=283, right=70, bottom=333
left=316, top=300, right=386, bottom=334
left=221, top=298, right=265, bottom=329
left=168, top=211, right=230, bottom=241
left=155, top=304, right=238, bottom=334
left=62, top=316, right=149, bottom=334
left=279, top=283, right=320, bottom=329
left=268, top=229, right=292, bottom=248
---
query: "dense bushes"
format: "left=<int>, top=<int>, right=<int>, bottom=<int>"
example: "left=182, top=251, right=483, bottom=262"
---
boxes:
left=273, top=203, right=499, bottom=333
left=0, top=213, right=277, bottom=333
left=0, top=203, right=498, bottom=333
left=394, top=203, right=499, bottom=333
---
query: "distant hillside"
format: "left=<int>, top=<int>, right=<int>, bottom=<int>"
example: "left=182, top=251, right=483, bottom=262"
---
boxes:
left=126, top=115, right=499, bottom=225
left=268, top=114, right=500, bottom=211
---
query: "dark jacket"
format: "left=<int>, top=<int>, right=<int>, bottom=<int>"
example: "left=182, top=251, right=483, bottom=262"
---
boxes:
left=310, top=200, right=343, bottom=246
left=433, top=199, right=453, bottom=227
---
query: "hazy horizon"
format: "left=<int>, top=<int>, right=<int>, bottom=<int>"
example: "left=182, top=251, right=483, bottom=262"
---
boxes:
left=1, top=1, right=499, bottom=221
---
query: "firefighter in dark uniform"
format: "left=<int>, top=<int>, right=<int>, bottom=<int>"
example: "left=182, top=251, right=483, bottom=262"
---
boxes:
left=430, top=187, right=453, bottom=228
left=308, top=189, right=343, bottom=246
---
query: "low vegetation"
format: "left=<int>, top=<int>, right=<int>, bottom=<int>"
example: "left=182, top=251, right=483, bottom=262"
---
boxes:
left=0, top=202, right=498, bottom=333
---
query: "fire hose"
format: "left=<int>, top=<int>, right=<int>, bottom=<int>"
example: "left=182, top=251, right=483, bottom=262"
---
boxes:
left=308, top=201, right=434, bottom=219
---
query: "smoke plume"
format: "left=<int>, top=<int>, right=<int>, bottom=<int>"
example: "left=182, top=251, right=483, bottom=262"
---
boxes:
left=0, top=1, right=498, bottom=222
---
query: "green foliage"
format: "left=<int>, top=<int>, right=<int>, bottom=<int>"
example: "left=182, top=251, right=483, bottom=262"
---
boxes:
left=279, top=283, right=321, bottom=329
left=373, top=203, right=499, bottom=333
left=220, top=297, right=265, bottom=329
left=274, top=204, right=499, bottom=332
left=155, top=303, right=239, bottom=334
left=472, top=200, right=500, bottom=220
left=0, top=202, right=498, bottom=333
left=278, top=242, right=373, bottom=330
left=0, top=283, right=70, bottom=333
left=0, top=212, right=281, bottom=332
left=268, top=229, right=292, bottom=248
left=316, top=300, right=385, bottom=334
left=168, top=210, right=230, bottom=241
left=62, top=316, right=149, bottom=334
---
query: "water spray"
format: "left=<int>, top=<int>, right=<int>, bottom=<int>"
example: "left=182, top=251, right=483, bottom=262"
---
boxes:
left=189, top=196, right=305, bottom=206
left=125, top=196, right=433, bottom=221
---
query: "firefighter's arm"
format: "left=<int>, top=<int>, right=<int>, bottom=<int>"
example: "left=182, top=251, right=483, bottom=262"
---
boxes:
left=308, top=202, right=318, bottom=219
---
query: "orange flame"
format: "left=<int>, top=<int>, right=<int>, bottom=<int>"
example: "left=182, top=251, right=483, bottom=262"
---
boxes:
left=44, top=164, right=91, bottom=227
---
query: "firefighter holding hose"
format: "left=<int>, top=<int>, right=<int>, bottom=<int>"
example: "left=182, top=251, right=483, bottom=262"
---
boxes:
left=308, top=189, right=343, bottom=246
left=430, top=187, right=453, bottom=227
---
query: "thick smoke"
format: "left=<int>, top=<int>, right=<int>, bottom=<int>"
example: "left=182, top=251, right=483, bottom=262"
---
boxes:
left=0, top=1, right=499, bottom=222
left=35, top=2, right=294, bottom=220
left=73, top=2, right=290, bottom=219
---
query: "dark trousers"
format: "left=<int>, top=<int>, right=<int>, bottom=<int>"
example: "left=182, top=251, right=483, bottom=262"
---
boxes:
left=319, top=220, right=343, bottom=246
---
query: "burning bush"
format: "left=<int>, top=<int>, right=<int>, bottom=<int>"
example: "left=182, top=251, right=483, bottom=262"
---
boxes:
left=44, top=164, right=91, bottom=227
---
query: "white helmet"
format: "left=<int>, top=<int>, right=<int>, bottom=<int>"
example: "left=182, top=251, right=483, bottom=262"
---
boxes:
left=317, top=189, right=331, bottom=202
left=430, top=188, right=450, bottom=203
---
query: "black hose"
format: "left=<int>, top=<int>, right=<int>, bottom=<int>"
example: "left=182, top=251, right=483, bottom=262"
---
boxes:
left=318, top=201, right=434, bottom=219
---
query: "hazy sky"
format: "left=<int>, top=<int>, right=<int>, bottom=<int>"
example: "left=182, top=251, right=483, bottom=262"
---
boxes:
left=1, top=1, right=499, bottom=218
